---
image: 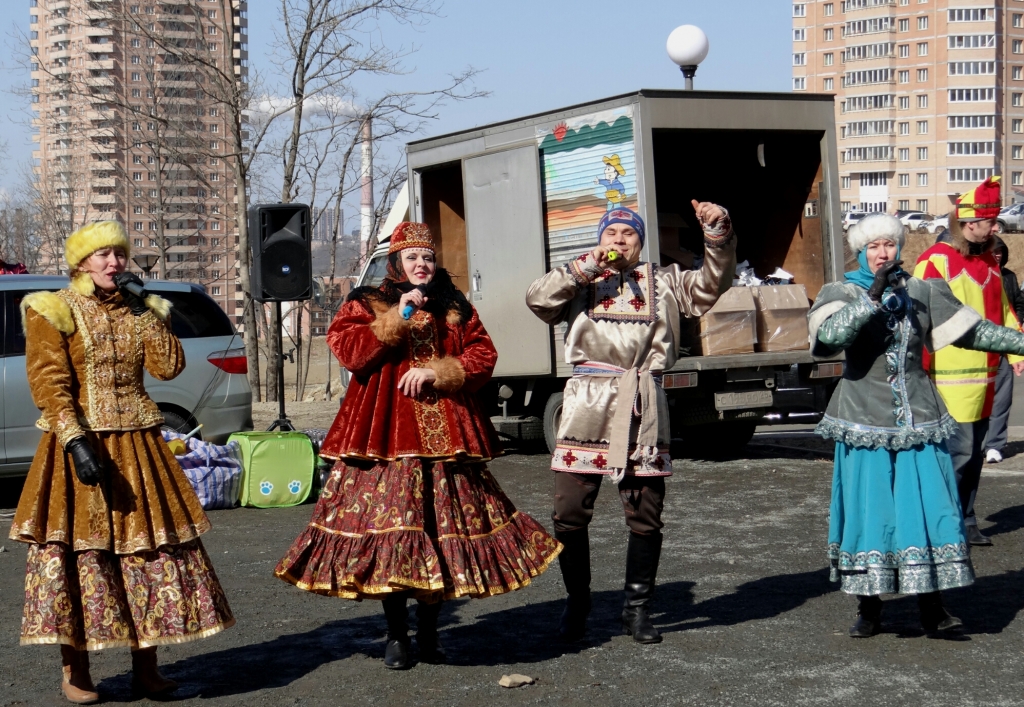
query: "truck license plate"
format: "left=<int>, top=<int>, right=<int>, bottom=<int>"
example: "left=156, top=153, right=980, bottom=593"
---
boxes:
left=714, top=390, right=773, bottom=411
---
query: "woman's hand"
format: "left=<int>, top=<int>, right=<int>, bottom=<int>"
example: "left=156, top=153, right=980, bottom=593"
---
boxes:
left=398, top=289, right=427, bottom=316
left=868, top=260, right=903, bottom=302
left=398, top=367, right=437, bottom=397
left=590, top=245, right=628, bottom=271
left=65, top=437, right=105, bottom=487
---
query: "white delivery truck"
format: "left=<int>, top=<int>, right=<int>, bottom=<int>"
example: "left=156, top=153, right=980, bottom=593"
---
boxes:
left=354, top=89, right=846, bottom=456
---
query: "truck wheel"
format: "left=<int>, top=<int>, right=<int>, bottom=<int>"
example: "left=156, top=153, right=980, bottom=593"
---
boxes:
left=677, top=420, right=757, bottom=460
left=543, top=393, right=564, bottom=455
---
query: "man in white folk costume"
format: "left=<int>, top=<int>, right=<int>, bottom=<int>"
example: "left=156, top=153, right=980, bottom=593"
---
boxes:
left=526, top=201, right=737, bottom=643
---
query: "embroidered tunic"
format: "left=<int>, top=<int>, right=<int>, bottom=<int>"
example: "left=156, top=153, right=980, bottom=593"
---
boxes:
left=526, top=234, right=737, bottom=476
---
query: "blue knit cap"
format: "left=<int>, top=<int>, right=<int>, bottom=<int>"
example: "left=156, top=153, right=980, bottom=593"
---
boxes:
left=597, top=207, right=646, bottom=246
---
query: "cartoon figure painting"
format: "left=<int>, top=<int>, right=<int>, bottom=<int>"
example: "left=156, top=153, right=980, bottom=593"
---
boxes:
left=596, top=154, right=627, bottom=210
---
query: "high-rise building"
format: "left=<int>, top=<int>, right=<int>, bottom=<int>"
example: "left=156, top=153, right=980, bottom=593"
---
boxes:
left=29, top=0, right=248, bottom=323
left=792, top=0, right=1024, bottom=215
left=312, top=205, right=342, bottom=242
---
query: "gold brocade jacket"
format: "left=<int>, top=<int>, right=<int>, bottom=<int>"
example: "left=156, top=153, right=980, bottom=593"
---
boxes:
left=23, top=287, right=183, bottom=447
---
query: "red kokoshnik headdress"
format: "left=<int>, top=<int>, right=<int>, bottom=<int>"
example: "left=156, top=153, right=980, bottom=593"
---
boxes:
left=388, top=222, right=435, bottom=255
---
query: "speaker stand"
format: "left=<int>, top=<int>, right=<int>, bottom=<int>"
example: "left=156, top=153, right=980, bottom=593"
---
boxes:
left=267, top=301, right=295, bottom=432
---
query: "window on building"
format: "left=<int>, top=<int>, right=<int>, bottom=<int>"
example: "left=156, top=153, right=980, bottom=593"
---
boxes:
left=824, top=78, right=834, bottom=91
left=917, top=199, right=928, bottom=211
left=1015, top=40, right=1024, bottom=54
left=841, top=201, right=852, bottom=212
left=899, top=148, right=910, bottom=161
left=917, top=120, right=928, bottom=134
left=898, top=199, right=910, bottom=210
left=899, top=174, right=910, bottom=187
left=824, top=52, right=834, bottom=66
left=917, top=69, right=928, bottom=82
left=841, top=176, right=852, bottom=189
left=1015, top=173, right=1024, bottom=186
left=899, top=70, right=910, bottom=83
left=1016, top=94, right=1024, bottom=107
left=1014, top=146, right=1023, bottom=159
left=132, top=172, right=142, bottom=180
left=133, top=155, right=142, bottom=164
left=793, top=53, right=806, bottom=66
left=794, top=29, right=806, bottom=41
left=824, top=3, right=833, bottom=16
left=918, top=94, right=929, bottom=108
left=917, top=173, right=928, bottom=186
left=133, top=221, right=143, bottom=231
left=917, top=16, right=928, bottom=30
left=131, top=72, right=140, bottom=81
left=824, top=28, right=833, bottom=41
left=948, top=167, right=995, bottom=182
left=793, top=3, right=806, bottom=17
left=899, top=96, right=910, bottom=110
left=208, top=9, right=217, bottom=17
left=899, top=44, right=910, bottom=58
left=899, top=18, right=909, bottom=32
left=1015, top=14, right=1024, bottom=28
left=131, top=88, right=140, bottom=97
left=917, top=147, right=928, bottom=160
left=898, top=122, right=909, bottom=135
left=1016, top=67, right=1024, bottom=80
left=917, top=42, right=928, bottom=57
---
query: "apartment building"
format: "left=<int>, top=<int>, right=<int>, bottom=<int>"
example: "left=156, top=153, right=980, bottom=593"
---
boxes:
left=792, top=0, right=1024, bottom=215
left=29, top=0, right=248, bottom=324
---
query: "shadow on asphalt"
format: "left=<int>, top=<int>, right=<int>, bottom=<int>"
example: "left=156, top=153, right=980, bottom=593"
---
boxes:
left=87, top=569, right=833, bottom=699
left=983, top=504, right=1024, bottom=538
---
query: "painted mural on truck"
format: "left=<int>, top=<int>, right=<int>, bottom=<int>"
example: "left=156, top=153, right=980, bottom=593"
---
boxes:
left=536, top=107, right=637, bottom=269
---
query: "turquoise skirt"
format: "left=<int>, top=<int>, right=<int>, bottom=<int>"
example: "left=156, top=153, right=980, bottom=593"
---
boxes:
left=827, top=441, right=974, bottom=595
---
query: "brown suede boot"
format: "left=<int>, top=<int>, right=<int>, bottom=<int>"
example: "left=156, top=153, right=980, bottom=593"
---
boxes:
left=60, top=645, right=99, bottom=705
left=131, top=647, right=179, bottom=696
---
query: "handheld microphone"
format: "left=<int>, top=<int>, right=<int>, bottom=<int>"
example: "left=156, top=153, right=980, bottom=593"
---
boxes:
left=401, top=284, right=430, bottom=320
left=121, top=280, right=146, bottom=298
left=607, top=250, right=619, bottom=262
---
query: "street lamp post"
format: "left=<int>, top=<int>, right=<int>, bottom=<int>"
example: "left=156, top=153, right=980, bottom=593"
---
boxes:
left=667, top=25, right=710, bottom=91
left=132, top=253, right=160, bottom=275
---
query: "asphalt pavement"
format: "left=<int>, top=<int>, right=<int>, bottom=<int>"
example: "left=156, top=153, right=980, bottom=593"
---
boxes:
left=2, top=435, right=1024, bottom=706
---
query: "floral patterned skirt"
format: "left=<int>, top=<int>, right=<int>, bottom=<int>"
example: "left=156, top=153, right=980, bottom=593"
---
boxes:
left=21, top=539, right=234, bottom=651
left=275, top=457, right=562, bottom=602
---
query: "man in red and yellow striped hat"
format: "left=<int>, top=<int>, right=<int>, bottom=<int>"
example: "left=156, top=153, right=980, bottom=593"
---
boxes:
left=914, top=176, right=1023, bottom=546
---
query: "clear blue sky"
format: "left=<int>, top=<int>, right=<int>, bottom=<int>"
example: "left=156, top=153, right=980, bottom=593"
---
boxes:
left=0, top=0, right=791, bottom=195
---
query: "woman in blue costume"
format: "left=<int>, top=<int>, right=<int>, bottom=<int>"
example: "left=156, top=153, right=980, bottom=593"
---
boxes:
left=808, top=214, right=1024, bottom=637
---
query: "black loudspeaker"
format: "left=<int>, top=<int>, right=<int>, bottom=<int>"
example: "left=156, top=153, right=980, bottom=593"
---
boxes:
left=248, top=203, right=312, bottom=302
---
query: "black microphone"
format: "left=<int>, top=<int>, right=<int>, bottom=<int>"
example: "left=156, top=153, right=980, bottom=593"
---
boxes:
left=113, top=273, right=147, bottom=298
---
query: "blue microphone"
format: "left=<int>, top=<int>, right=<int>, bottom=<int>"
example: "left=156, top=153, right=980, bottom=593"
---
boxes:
left=401, top=284, right=430, bottom=320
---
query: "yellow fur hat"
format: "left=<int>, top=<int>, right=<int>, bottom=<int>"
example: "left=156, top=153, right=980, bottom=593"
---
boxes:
left=65, top=221, right=131, bottom=271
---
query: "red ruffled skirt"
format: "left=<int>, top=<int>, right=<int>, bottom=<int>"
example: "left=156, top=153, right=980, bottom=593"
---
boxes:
left=274, top=457, right=562, bottom=601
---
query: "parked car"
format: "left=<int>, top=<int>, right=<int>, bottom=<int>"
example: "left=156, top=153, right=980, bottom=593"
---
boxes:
left=999, top=203, right=1024, bottom=233
left=0, top=275, right=253, bottom=477
left=919, top=215, right=949, bottom=234
left=896, top=210, right=924, bottom=224
left=842, top=211, right=869, bottom=231
left=902, top=213, right=933, bottom=230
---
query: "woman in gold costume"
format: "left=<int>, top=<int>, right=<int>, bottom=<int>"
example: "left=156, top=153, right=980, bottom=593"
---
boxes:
left=8, top=222, right=234, bottom=704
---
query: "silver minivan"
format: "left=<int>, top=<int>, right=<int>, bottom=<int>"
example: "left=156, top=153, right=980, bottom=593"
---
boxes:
left=0, top=275, right=253, bottom=477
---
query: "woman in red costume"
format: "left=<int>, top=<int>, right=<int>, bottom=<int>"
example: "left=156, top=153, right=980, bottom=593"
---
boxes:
left=275, top=222, right=561, bottom=670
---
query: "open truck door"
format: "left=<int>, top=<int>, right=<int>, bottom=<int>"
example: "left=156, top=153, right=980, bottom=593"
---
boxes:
left=463, top=146, right=552, bottom=376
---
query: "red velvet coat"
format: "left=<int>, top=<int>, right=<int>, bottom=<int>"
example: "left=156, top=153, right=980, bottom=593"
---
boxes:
left=318, top=295, right=501, bottom=462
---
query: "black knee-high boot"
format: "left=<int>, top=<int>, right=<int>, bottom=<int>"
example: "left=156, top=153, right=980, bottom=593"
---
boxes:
left=382, top=594, right=410, bottom=669
left=622, top=531, right=663, bottom=644
left=555, top=528, right=592, bottom=642
left=849, top=595, right=882, bottom=637
left=918, top=592, right=962, bottom=634
left=416, top=600, right=446, bottom=664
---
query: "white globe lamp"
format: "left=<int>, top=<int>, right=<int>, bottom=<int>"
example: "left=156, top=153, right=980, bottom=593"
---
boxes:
left=666, top=25, right=710, bottom=91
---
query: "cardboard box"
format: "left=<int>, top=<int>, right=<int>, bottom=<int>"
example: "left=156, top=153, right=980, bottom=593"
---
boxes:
left=698, top=287, right=757, bottom=355
left=753, top=284, right=810, bottom=353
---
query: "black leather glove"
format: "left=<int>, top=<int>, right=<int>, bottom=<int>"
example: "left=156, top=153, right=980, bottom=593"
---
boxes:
left=112, top=272, right=149, bottom=315
left=65, top=437, right=105, bottom=487
left=867, top=260, right=904, bottom=302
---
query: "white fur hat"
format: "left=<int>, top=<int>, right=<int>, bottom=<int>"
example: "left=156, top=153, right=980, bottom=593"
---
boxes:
left=847, top=213, right=905, bottom=254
